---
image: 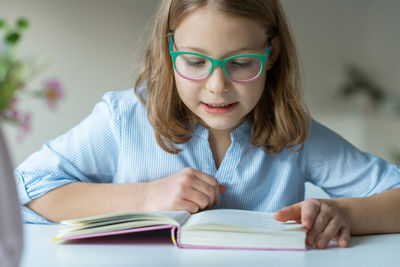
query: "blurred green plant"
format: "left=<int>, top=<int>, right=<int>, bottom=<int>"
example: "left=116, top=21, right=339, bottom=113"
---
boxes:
left=339, top=64, right=386, bottom=109
left=339, top=63, right=400, bottom=164
left=0, top=17, right=64, bottom=140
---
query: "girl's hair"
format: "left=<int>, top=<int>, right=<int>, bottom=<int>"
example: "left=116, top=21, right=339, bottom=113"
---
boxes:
left=134, top=0, right=310, bottom=154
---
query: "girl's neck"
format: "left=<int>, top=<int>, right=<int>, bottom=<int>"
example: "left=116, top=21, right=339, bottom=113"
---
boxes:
left=208, top=128, right=232, bottom=170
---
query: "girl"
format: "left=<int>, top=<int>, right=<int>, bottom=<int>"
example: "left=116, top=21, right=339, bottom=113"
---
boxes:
left=16, top=0, right=400, bottom=250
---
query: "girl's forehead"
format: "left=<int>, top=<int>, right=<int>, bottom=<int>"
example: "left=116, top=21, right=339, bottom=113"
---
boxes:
left=174, top=6, right=268, bottom=54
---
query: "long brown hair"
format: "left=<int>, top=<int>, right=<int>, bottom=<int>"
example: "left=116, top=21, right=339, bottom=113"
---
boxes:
left=135, top=0, right=310, bottom=154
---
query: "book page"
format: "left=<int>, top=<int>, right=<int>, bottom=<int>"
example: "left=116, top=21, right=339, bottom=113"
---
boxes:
left=182, top=209, right=302, bottom=231
left=61, top=211, right=190, bottom=226
left=57, top=211, right=190, bottom=238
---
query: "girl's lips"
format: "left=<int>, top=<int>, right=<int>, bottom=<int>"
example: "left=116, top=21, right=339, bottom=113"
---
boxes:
left=201, top=102, right=239, bottom=114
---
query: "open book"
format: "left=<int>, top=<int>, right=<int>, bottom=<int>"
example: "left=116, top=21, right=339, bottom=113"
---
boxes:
left=55, top=209, right=306, bottom=250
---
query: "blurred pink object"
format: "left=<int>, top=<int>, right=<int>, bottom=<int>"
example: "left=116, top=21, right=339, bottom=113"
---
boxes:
left=42, top=79, right=64, bottom=110
left=16, top=112, right=32, bottom=142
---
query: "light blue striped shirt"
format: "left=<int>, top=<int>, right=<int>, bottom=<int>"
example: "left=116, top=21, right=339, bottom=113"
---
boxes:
left=15, top=89, right=400, bottom=224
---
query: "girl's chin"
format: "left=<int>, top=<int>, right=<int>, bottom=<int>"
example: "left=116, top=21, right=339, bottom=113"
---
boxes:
left=200, top=119, right=242, bottom=133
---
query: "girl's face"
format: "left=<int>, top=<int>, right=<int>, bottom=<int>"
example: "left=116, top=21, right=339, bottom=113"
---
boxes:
left=173, top=6, right=274, bottom=136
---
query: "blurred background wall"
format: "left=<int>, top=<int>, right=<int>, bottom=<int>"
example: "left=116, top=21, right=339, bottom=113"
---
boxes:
left=1, top=0, right=399, bottom=198
left=284, top=0, right=400, bottom=166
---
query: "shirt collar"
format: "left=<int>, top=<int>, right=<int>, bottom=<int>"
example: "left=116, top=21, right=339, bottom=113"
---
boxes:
left=192, top=120, right=251, bottom=143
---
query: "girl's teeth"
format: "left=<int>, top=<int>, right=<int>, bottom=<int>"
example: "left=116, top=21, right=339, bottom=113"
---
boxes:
left=209, top=104, right=230, bottom=108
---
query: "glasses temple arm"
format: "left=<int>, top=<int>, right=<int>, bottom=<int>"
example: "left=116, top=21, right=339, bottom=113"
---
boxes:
left=169, top=35, right=173, bottom=51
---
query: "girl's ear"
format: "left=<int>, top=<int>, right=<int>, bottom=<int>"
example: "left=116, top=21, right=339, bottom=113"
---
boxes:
left=267, top=37, right=281, bottom=70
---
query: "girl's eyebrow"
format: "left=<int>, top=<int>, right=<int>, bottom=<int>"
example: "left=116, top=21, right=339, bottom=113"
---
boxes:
left=177, top=44, right=267, bottom=57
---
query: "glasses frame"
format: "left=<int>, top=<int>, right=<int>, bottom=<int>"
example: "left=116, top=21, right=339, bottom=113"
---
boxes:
left=169, top=35, right=272, bottom=83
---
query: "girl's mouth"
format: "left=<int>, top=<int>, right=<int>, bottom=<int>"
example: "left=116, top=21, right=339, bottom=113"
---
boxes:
left=201, top=102, right=239, bottom=114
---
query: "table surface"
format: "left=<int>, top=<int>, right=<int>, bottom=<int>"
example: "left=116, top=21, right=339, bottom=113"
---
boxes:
left=20, top=224, right=400, bottom=267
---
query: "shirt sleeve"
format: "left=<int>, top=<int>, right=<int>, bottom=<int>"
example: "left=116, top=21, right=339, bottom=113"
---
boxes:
left=15, top=92, right=121, bottom=223
left=301, top=119, right=400, bottom=198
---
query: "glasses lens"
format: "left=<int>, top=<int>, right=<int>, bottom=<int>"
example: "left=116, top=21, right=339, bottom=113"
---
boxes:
left=175, top=54, right=211, bottom=80
left=225, top=57, right=262, bottom=81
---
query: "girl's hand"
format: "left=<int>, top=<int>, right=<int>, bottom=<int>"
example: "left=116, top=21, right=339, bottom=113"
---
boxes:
left=144, top=168, right=226, bottom=213
left=274, top=198, right=351, bottom=249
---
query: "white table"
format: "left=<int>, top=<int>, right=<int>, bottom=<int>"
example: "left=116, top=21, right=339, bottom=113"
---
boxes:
left=21, top=224, right=400, bottom=267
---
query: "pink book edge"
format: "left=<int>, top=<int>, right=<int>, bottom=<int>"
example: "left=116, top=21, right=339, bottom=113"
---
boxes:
left=61, top=224, right=177, bottom=241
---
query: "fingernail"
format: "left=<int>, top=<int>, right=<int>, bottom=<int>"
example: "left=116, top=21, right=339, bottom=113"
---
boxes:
left=316, top=240, right=326, bottom=249
left=307, top=235, right=314, bottom=246
left=339, top=239, right=348, bottom=248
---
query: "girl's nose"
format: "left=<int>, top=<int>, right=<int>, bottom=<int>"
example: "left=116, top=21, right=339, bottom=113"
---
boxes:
left=205, top=66, right=230, bottom=94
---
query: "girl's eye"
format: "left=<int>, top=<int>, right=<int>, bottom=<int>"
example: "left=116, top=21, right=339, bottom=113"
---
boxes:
left=181, top=55, right=207, bottom=66
left=229, top=60, right=252, bottom=68
left=185, top=59, right=206, bottom=66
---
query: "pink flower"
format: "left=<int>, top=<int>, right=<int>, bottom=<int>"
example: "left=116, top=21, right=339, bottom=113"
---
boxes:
left=10, top=108, right=20, bottom=120
left=16, top=112, right=32, bottom=142
left=8, top=98, right=20, bottom=119
left=1, top=97, right=20, bottom=121
left=21, top=113, right=31, bottom=133
left=42, top=79, right=64, bottom=110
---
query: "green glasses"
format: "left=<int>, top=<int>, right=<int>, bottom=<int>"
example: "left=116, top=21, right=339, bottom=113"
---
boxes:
left=169, top=35, right=272, bottom=83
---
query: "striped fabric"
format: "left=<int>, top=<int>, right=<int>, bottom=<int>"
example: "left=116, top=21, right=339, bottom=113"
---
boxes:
left=15, top=89, right=400, bottom=224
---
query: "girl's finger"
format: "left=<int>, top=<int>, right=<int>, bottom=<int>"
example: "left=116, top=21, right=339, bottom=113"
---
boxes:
left=179, top=199, right=200, bottom=214
left=315, top=217, right=342, bottom=249
left=338, top=227, right=350, bottom=248
left=310, top=211, right=331, bottom=238
left=219, top=184, right=227, bottom=193
left=274, top=203, right=302, bottom=222
left=192, top=169, right=219, bottom=186
left=191, top=169, right=221, bottom=204
left=183, top=187, right=212, bottom=210
left=305, top=206, right=333, bottom=246
left=189, top=175, right=217, bottom=206
left=301, top=199, right=321, bottom=230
